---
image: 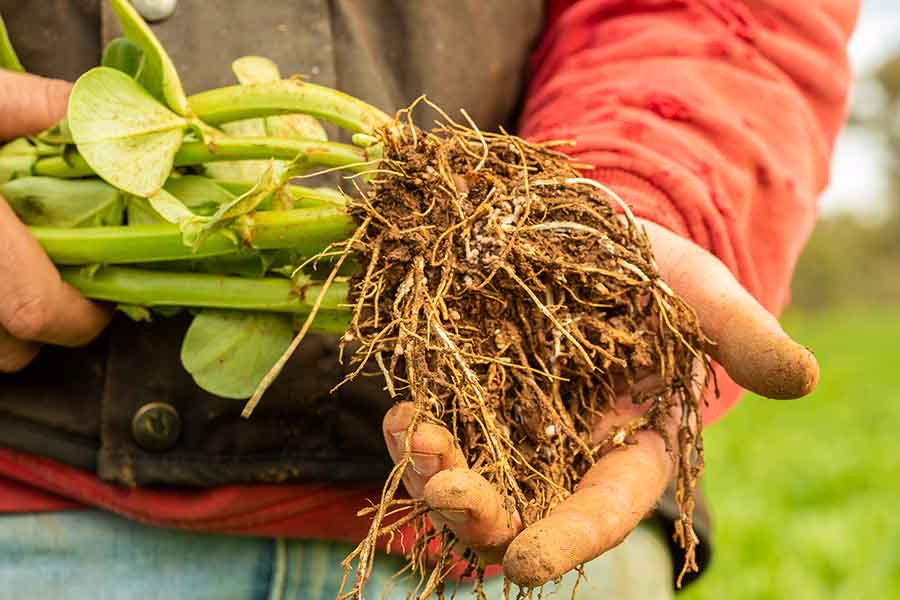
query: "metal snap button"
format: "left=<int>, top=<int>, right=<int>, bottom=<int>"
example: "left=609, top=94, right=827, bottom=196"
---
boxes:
left=131, top=402, right=182, bottom=452
left=131, top=0, right=178, bottom=23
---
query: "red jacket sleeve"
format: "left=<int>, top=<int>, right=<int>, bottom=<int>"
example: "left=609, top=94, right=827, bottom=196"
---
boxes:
left=520, top=0, right=858, bottom=422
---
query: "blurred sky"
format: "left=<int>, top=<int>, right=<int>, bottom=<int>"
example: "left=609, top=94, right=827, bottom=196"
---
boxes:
left=820, top=0, right=900, bottom=219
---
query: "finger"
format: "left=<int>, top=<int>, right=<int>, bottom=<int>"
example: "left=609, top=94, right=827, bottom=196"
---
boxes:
left=423, top=469, right=522, bottom=563
left=384, top=404, right=522, bottom=561
left=0, top=327, right=40, bottom=373
left=0, top=198, right=112, bottom=346
left=382, top=402, right=467, bottom=498
left=0, top=71, right=70, bottom=139
left=640, top=219, right=818, bottom=399
left=503, top=428, right=672, bottom=587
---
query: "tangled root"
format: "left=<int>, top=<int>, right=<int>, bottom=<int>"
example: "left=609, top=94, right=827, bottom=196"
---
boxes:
left=336, top=103, right=710, bottom=598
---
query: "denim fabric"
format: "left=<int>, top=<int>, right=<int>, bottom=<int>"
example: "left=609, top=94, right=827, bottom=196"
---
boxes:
left=0, top=511, right=672, bottom=599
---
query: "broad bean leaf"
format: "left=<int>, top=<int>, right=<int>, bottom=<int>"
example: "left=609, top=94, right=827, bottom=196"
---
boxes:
left=147, top=188, right=194, bottom=224
left=181, top=310, right=295, bottom=399
left=163, top=175, right=234, bottom=215
left=68, top=67, right=187, bottom=197
left=102, top=37, right=145, bottom=80
left=204, top=56, right=328, bottom=181
left=202, top=116, right=268, bottom=181
left=192, top=162, right=286, bottom=248
left=109, top=0, right=190, bottom=115
left=126, top=196, right=166, bottom=225
left=232, top=57, right=328, bottom=141
left=0, top=176, right=124, bottom=227
left=129, top=177, right=234, bottom=225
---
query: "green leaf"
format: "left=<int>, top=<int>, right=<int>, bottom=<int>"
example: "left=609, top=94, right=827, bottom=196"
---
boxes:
left=231, top=57, right=328, bottom=141
left=181, top=310, right=295, bottom=399
left=193, top=161, right=287, bottom=248
left=202, top=117, right=269, bottom=181
left=127, top=177, right=233, bottom=224
left=68, top=67, right=188, bottom=197
left=147, top=188, right=194, bottom=224
left=163, top=175, right=235, bottom=215
left=0, top=13, right=24, bottom=72
left=109, top=0, right=189, bottom=115
left=125, top=196, right=166, bottom=225
left=102, top=37, right=145, bottom=80
left=0, top=138, right=36, bottom=183
left=231, top=56, right=282, bottom=85
left=212, top=179, right=346, bottom=209
left=0, top=176, right=124, bottom=227
left=204, top=56, right=329, bottom=182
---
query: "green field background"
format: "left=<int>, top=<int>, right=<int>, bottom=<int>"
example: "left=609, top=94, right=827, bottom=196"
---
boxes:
left=680, top=310, right=900, bottom=599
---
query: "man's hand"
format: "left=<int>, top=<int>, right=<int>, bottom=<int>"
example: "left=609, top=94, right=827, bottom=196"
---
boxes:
left=383, top=218, right=819, bottom=586
left=0, top=70, right=112, bottom=373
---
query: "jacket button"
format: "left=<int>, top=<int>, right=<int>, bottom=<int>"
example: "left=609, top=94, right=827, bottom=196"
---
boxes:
left=131, top=402, right=181, bottom=452
left=131, top=0, right=178, bottom=23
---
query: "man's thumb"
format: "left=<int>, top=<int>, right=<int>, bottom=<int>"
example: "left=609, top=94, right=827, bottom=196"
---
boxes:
left=0, top=70, right=70, bottom=140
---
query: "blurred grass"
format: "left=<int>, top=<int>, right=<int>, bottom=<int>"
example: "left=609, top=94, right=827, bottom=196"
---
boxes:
left=680, top=309, right=900, bottom=600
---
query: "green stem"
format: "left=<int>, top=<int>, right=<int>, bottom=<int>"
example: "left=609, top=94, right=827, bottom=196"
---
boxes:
left=212, top=179, right=346, bottom=208
left=32, top=137, right=374, bottom=179
left=0, top=15, right=24, bottom=73
left=175, top=137, right=372, bottom=171
left=187, top=80, right=392, bottom=135
left=29, top=153, right=92, bottom=178
left=61, top=266, right=350, bottom=333
left=33, top=207, right=355, bottom=265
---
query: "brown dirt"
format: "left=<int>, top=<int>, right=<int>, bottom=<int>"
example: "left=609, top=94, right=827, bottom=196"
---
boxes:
left=334, top=102, right=710, bottom=598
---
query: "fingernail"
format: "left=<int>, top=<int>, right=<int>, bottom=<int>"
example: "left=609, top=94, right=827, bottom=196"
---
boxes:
left=410, top=452, right=442, bottom=477
left=435, top=508, right=470, bottom=524
left=390, top=431, right=407, bottom=451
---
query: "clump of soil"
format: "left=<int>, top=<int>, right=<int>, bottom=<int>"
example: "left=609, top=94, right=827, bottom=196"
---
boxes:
left=336, top=103, right=709, bottom=598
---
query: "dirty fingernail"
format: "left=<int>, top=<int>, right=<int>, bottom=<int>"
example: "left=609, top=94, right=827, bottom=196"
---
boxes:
left=435, top=508, right=470, bottom=524
left=411, top=452, right=442, bottom=477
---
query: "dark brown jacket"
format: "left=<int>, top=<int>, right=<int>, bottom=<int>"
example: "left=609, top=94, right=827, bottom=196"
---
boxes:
left=1, top=0, right=544, bottom=487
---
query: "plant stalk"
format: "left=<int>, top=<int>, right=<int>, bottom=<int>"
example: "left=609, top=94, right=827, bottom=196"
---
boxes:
left=32, top=137, right=373, bottom=179
left=212, top=179, right=346, bottom=207
left=186, top=80, right=392, bottom=134
left=33, top=207, right=355, bottom=265
left=0, top=14, right=24, bottom=73
left=175, top=138, right=373, bottom=170
left=61, top=266, right=350, bottom=333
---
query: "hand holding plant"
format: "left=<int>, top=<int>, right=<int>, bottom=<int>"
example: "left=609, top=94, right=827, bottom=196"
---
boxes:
left=0, top=70, right=112, bottom=373
left=0, top=2, right=820, bottom=597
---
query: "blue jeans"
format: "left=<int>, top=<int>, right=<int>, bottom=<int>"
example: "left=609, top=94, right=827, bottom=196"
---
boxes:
left=0, top=510, right=672, bottom=599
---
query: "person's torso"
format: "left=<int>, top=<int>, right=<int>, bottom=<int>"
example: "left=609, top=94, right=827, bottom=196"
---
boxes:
left=0, top=0, right=544, bottom=487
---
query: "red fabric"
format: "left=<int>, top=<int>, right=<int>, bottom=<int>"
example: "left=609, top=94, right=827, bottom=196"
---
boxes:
left=0, top=0, right=857, bottom=542
left=522, top=0, right=858, bottom=422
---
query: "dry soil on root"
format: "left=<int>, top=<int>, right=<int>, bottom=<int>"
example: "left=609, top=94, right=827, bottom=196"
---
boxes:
left=337, top=111, right=709, bottom=597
